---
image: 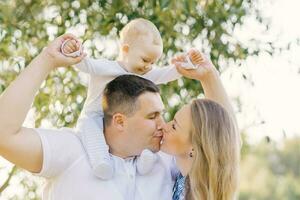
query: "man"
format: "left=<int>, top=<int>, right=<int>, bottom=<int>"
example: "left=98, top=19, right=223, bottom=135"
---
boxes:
left=0, top=34, right=176, bottom=199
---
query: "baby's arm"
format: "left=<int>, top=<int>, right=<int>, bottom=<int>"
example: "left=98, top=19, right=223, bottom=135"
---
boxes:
left=143, top=50, right=205, bottom=85
left=75, top=58, right=127, bottom=77
left=142, top=65, right=182, bottom=85
left=61, top=39, right=126, bottom=76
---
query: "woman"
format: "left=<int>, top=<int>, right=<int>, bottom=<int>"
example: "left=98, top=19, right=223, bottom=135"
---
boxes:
left=160, top=50, right=241, bottom=200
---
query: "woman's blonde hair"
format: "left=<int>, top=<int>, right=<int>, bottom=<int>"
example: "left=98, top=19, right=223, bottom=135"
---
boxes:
left=186, top=99, right=240, bottom=200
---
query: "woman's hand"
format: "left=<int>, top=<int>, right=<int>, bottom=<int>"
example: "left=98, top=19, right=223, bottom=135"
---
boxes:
left=171, top=49, right=218, bottom=81
left=40, top=33, right=86, bottom=69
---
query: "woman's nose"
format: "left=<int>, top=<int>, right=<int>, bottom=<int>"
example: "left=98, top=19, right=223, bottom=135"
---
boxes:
left=161, top=122, right=171, bottom=132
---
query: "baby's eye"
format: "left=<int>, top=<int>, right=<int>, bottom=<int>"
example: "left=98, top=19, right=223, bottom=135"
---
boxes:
left=142, top=58, right=150, bottom=63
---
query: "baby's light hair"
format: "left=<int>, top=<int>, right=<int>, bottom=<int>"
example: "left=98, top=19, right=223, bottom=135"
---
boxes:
left=119, top=18, right=162, bottom=47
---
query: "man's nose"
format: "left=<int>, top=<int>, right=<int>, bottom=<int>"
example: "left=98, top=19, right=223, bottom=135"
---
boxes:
left=156, top=115, right=166, bottom=129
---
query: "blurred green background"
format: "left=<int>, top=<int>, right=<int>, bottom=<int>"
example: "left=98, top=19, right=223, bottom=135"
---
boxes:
left=0, top=0, right=299, bottom=199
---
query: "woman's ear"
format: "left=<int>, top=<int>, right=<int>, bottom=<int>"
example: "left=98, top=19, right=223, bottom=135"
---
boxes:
left=112, top=113, right=126, bottom=131
left=189, top=147, right=195, bottom=158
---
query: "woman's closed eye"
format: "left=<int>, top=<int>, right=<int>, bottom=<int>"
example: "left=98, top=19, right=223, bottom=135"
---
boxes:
left=172, top=122, right=176, bottom=130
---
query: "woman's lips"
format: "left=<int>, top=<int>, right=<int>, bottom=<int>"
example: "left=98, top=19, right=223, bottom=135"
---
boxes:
left=160, top=136, right=165, bottom=145
left=160, top=130, right=167, bottom=144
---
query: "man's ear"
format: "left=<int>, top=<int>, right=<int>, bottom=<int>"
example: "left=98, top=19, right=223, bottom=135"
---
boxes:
left=112, top=113, right=126, bottom=131
left=121, top=44, right=130, bottom=54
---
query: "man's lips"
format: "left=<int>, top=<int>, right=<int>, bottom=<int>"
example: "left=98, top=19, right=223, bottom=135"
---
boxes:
left=154, top=132, right=166, bottom=146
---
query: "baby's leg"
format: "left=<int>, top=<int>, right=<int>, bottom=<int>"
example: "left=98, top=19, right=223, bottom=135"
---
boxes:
left=76, top=113, right=114, bottom=179
left=136, top=149, right=158, bottom=175
left=76, top=76, right=114, bottom=179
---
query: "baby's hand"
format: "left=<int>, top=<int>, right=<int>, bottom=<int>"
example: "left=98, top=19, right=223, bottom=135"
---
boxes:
left=171, top=50, right=203, bottom=70
left=61, top=38, right=83, bottom=58
left=188, top=49, right=205, bottom=66
left=63, top=39, right=80, bottom=54
left=171, top=53, right=186, bottom=65
left=42, top=33, right=86, bottom=68
left=173, top=49, right=217, bottom=81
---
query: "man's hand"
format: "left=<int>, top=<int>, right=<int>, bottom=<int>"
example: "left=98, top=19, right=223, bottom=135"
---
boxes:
left=41, top=33, right=86, bottom=69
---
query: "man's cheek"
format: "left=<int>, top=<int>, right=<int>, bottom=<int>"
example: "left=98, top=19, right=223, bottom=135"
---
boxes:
left=144, top=120, right=156, bottom=128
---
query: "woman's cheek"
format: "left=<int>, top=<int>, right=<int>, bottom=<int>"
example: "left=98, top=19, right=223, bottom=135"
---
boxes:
left=162, top=130, right=171, bottom=145
left=165, top=133, right=178, bottom=149
left=170, top=135, right=188, bottom=155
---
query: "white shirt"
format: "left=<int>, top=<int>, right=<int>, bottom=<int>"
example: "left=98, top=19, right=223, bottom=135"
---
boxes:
left=34, top=128, right=178, bottom=200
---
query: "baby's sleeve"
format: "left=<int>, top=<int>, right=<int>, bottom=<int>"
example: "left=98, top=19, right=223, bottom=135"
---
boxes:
left=75, top=58, right=128, bottom=77
left=142, top=65, right=182, bottom=85
left=75, top=58, right=109, bottom=75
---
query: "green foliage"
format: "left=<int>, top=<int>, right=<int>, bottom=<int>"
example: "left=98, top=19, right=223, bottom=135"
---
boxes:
left=240, top=137, right=300, bottom=200
left=0, top=0, right=268, bottom=127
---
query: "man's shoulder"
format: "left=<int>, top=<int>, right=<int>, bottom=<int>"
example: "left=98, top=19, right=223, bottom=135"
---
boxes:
left=35, top=127, right=78, bottom=138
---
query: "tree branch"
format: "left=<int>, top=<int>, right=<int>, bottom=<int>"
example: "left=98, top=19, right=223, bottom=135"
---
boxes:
left=0, top=165, right=17, bottom=195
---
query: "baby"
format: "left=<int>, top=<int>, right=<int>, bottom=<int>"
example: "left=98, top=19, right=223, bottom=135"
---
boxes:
left=61, top=18, right=201, bottom=179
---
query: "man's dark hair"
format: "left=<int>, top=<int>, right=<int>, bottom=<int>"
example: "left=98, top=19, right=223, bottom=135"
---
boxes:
left=102, top=75, right=159, bottom=126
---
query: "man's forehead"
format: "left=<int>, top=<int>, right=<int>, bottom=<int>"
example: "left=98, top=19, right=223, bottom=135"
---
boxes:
left=137, top=92, right=165, bottom=113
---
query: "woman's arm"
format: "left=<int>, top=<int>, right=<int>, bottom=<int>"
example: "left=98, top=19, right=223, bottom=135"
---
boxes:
left=173, top=50, right=235, bottom=123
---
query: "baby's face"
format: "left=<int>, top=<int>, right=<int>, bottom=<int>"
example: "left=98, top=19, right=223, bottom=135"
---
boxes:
left=124, top=38, right=162, bottom=75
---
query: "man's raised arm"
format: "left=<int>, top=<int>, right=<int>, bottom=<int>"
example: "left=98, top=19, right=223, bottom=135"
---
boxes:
left=0, top=34, right=85, bottom=173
